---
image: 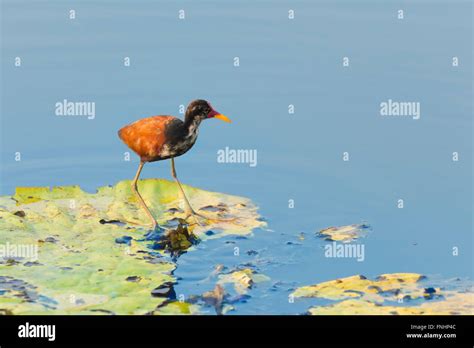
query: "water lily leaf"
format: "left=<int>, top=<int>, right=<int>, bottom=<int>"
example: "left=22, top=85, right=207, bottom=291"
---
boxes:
left=293, top=273, right=429, bottom=302
left=318, top=223, right=369, bottom=243
left=152, top=300, right=200, bottom=315
left=293, top=273, right=473, bottom=315
left=0, top=179, right=265, bottom=314
left=307, top=292, right=474, bottom=315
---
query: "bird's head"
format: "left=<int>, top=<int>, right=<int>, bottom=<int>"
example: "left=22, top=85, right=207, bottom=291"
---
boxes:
left=185, top=100, right=231, bottom=124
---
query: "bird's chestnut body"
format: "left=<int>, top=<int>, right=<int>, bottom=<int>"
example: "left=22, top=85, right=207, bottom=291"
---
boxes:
left=118, top=100, right=230, bottom=163
left=118, top=115, right=199, bottom=162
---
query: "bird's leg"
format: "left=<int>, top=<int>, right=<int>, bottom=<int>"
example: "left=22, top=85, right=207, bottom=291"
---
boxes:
left=131, top=161, right=159, bottom=230
left=170, top=158, right=206, bottom=225
left=170, top=158, right=236, bottom=226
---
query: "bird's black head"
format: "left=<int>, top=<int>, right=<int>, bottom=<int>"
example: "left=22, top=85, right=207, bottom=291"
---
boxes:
left=185, top=99, right=231, bottom=125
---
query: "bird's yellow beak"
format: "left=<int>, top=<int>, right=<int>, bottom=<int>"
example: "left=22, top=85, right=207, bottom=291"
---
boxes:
left=214, top=114, right=232, bottom=123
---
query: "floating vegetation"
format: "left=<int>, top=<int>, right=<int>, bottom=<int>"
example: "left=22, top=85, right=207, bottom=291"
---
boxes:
left=198, top=284, right=227, bottom=315
left=218, top=268, right=271, bottom=295
left=2, top=179, right=471, bottom=315
left=292, top=273, right=474, bottom=315
left=317, top=223, right=370, bottom=243
left=306, top=293, right=474, bottom=315
left=151, top=300, right=199, bottom=315
left=187, top=284, right=250, bottom=315
left=150, top=221, right=199, bottom=258
left=0, top=179, right=266, bottom=314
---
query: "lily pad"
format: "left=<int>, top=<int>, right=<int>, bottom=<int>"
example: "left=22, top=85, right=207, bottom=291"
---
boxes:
left=151, top=300, right=200, bottom=315
left=292, top=273, right=473, bottom=315
left=307, top=292, right=474, bottom=315
left=0, top=179, right=265, bottom=314
left=318, top=223, right=369, bottom=243
left=292, top=273, right=428, bottom=302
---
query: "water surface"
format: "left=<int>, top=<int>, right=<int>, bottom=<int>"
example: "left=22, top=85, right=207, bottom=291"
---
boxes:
left=1, top=0, right=472, bottom=314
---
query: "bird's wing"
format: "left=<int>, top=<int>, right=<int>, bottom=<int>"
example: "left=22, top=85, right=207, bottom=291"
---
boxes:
left=118, top=115, right=178, bottom=161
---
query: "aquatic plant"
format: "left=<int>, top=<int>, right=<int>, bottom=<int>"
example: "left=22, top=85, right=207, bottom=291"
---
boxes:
left=0, top=179, right=265, bottom=314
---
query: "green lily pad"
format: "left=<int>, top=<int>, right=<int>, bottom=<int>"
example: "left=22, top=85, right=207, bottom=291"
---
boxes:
left=0, top=179, right=266, bottom=314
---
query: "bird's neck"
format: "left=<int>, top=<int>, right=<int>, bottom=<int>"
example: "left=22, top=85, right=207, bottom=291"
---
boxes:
left=184, top=116, right=202, bottom=138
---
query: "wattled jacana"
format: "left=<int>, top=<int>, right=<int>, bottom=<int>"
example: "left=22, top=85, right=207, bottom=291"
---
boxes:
left=118, top=100, right=231, bottom=230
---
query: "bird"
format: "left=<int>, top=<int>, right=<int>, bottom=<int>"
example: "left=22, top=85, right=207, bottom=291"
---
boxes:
left=118, top=99, right=231, bottom=230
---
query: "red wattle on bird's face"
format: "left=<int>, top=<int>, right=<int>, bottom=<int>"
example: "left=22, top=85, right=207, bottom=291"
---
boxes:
left=207, top=105, right=232, bottom=123
left=207, top=108, right=219, bottom=118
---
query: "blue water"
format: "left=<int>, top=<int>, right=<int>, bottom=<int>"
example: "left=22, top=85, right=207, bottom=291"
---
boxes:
left=1, top=1, right=472, bottom=314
